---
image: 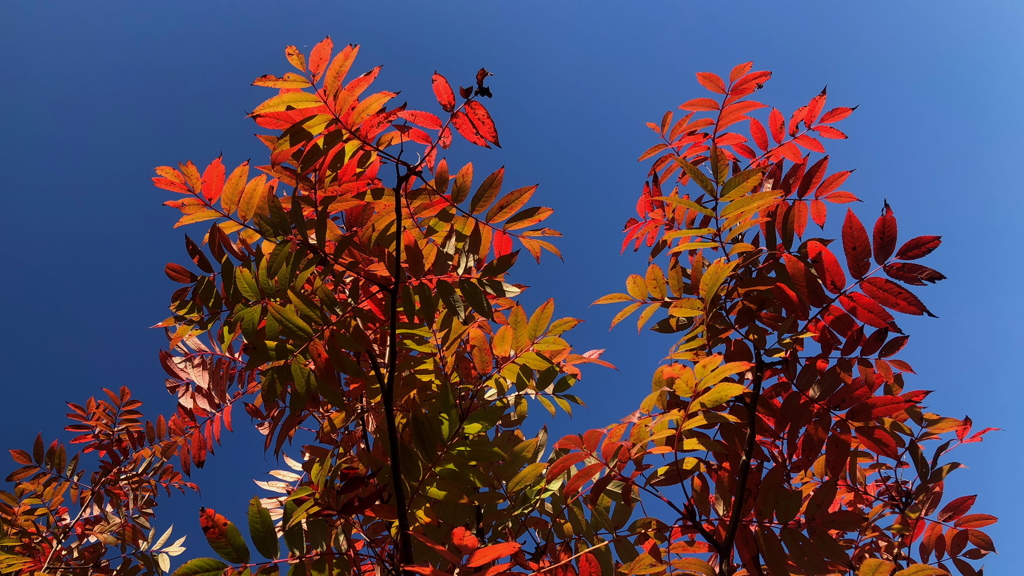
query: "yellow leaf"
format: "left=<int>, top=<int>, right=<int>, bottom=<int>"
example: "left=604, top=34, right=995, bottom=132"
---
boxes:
left=694, top=382, right=747, bottom=409
left=893, top=565, right=948, bottom=576
left=645, top=263, right=666, bottom=300
left=699, top=258, right=739, bottom=303
left=251, top=91, right=322, bottom=115
left=858, top=559, right=895, bottom=576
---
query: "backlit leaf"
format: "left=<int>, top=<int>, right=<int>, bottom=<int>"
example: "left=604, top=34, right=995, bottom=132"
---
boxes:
left=695, top=71, right=727, bottom=94
left=432, top=71, right=456, bottom=112
left=469, top=167, right=504, bottom=215
left=858, top=559, right=895, bottom=576
left=170, top=558, right=229, bottom=576
left=466, top=541, right=521, bottom=567
left=862, top=277, right=934, bottom=317
left=165, top=263, right=196, bottom=284
left=248, top=496, right=279, bottom=560
left=938, top=495, right=976, bottom=522
left=895, top=235, right=942, bottom=260
left=893, top=565, right=947, bottom=576
left=199, top=507, right=250, bottom=564
left=842, top=209, right=871, bottom=279
left=873, top=202, right=898, bottom=264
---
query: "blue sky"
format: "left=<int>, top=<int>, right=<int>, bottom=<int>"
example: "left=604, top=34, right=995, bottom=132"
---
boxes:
left=2, top=1, right=1021, bottom=572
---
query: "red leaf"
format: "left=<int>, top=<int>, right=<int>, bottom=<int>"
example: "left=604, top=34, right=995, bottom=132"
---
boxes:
left=798, top=156, right=829, bottom=199
left=807, top=241, right=846, bottom=294
left=814, top=170, right=852, bottom=198
left=854, top=425, right=898, bottom=458
left=883, top=262, right=946, bottom=286
left=805, top=87, right=827, bottom=126
left=824, top=191, right=859, bottom=203
left=895, top=235, right=942, bottom=260
left=451, top=526, right=479, bottom=555
left=451, top=110, right=489, bottom=147
left=432, top=72, right=456, bottom=112
left=679, top=98, right=720, bottom=112
left=813, top=125, right=847, bottom=139
left=768, top=108, right=785, bottom=144
left=811, top=199, right=827, bottom=228
left=791, top=200, right=808, bottom=237
left=862, top=277, right=934, bottom=317
left=732, top=70, right=772, bottom=96
left=398, top=110, right=443, bottom=130
left=750, top=118, right=769, bottom=151
left=873, top=202, right=898, bottom=264
left=840, top=292, right=900, bottom=332
left=794, top=134, right=825, bottom=153
left=201, top=156, right=226, bottom=202
left=841, top=209, right=871, bottom=280
left=938, top=495, right=977, bottom=523
left=777, top=142, right=802, bottom=162
left=784, top=254, right=828, bottom=308
left=729, top=62, right=753, bottom=83
left=165, top=263, right=197, bottom=284
left=466, top=542, right=522, bottom=568
left=578, top=552, right=602, bottom=576
left=464, top=100, right=500, bottom=147
left=847, top=396, right=914, bottom=421
left=878, top=335, right=909, bottom=358
left=955, top=514, right=998, bottom=529
left=696, top=72, right=727, bottom=94
left=819, top=106, right=856, bottom=124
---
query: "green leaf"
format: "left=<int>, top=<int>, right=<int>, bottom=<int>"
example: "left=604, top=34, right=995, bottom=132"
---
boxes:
left=508, top=462, right=547, bottom=493
left=199, top=508, right=250, bottom=564
left=694, top=382, right=747, bottom=409
left=675, top=158, right=717, bottom=197
left=235, top=268, right=261, bottom=301
left=268, top=302, right=314, bottom=339
left=171, top=557, right=229, bottom=576
left=719, top=168, right=764, bottom=201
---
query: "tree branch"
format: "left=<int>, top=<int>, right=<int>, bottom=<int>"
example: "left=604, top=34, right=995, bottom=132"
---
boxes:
left=718, top=352, right=767, bottom=576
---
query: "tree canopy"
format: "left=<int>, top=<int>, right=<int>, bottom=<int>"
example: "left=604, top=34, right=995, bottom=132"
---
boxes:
left=1, top=38, right=996, bottom=576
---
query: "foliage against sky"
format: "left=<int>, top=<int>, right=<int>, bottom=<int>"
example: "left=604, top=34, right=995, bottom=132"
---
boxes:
left=1, top=2, right=1021, bottom=575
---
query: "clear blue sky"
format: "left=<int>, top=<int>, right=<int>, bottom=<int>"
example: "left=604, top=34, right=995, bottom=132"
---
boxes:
left=2, top=1, right=1021, bottom=572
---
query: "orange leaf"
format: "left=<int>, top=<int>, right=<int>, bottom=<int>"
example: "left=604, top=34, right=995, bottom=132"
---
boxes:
left=695, top=72, right=727, bottom=94
left=466, top=542, right=522, bottom=568
left=679, top=98, right=720, bottom=112
left=308, top=36, right=333, bottom=81
left=201, top=157, right=225, bottom=202
left=284, top=45, right=305, bottom=72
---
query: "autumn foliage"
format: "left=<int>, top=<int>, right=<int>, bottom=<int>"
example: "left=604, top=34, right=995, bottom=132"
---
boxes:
left=1, top=37, right=997, bottom=576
